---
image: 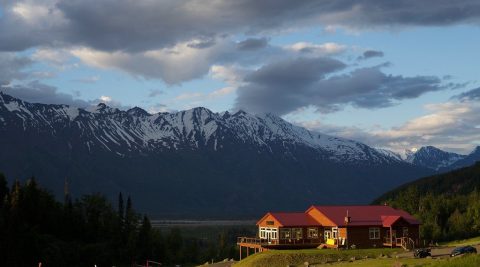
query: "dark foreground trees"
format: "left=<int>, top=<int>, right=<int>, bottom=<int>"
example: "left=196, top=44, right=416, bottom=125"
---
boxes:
left=0, top=174, right=239, bottom=267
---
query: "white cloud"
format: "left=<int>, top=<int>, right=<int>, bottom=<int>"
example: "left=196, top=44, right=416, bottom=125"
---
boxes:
left=70, top=38, right=236, bottom=84
left=32, top=48, right=71, bottom=66
left=294, top=99, right=480, bottom=154
left=209, top=65, right=247, bottom=87
left=12, top=2, right=51, bottom=24
left=285, top=42, right=347, bottom=56
left=99, top=95, right=112, bottom=102
left=209, top=87, right=236, bottom=98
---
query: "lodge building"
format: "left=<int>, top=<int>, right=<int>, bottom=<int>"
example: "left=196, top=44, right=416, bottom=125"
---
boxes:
left=237, top=205, right=420, bottom=259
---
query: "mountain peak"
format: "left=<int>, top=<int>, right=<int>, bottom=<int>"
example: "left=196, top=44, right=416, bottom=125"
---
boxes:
left=127, top=106, right=150, bottom=117
left=406, top=145, right=465, bottom=170
left=92, top=102, right=119, bottom=114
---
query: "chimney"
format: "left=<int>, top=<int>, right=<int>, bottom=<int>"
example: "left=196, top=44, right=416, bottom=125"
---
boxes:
left=344, top=210, right=351, bottom=224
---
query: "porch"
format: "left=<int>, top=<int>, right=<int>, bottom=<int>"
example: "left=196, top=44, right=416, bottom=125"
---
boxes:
left=237, top=237, right=323, bottom=249
left=383, top=236, right=416, bottom=250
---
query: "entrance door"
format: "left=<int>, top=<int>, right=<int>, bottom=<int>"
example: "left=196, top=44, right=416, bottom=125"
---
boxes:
left=265, top=228, right=277, bottom=243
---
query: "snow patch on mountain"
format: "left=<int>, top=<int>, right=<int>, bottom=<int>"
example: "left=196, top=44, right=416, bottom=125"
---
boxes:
left=0, top=93, right=409, bottom=164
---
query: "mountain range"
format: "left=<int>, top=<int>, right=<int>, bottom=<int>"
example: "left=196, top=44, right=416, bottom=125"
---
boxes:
left=0, top=92, right=477, bottom=218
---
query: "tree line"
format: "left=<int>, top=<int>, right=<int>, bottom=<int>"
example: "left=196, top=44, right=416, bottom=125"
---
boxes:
left=0, top=173, right=242, bottom=267
left=375, top=162, right=480, bottom=243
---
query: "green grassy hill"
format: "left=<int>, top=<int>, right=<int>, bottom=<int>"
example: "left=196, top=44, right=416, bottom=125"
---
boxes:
left=232, top=249, right=480, bottom=267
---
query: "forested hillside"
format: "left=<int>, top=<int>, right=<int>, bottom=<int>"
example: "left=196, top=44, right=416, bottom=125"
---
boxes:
left=374, top=162, right=480, bottom=242
left=0, top=173, right=239, bottom=267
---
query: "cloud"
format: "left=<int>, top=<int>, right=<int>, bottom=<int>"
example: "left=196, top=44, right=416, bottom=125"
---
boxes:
left=147, top=103, right=170, bottom=114
left=0, top=80, right=129, bottom=110
left=453, top=87, right=480, bottom=101
left=285, top=42, right=347, bottom=56
left=2, top=0, right=480, bottom=53
left=357, top=50, right=384, bottom=60
left=235, top=57, right=346, bottom=115
left=209, top=87, right=236, bottom=98
left=236, top=37, right=269, bottom=51
left=32, top=48, right=71, bottom=66
left=235, top=59, right=460, bottom=115
left=296, top=96, right=480, bottom=154
left=99, top=95, right=112, bottom=103
left=0, top=52, right=32, bottom=85
left=69, top=37, right=285, bottom=84
left=0, top=81, right=93, bottom=107
left=148, top=89, right=164, bottom=98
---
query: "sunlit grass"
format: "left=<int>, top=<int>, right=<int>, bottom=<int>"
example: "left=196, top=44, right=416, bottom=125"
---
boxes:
left=235, top=248, right=402, bottom=267
left=234, top=249, right=480, bottom=267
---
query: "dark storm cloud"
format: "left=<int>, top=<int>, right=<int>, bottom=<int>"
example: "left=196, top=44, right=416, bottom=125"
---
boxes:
left=357, top=50, right=384, bottom=60
left=235, top=57, right=347, bottom=115
left=235, top=60, right=458, bottom=115
left=2, top=0, right=480, bottom=52
left=236, top=38, right=269, bottom=51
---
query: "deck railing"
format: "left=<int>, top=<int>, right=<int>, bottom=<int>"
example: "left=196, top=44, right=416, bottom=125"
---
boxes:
left=383, top=237, right=415, bottom=250
left=237, top=237, right=322, bottom=246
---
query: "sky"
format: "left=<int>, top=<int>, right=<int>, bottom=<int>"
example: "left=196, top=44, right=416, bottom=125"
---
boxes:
left=0, top=0, right=480, bottom=155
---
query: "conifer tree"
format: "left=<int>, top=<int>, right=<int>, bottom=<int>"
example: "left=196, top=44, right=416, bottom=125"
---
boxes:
left=118, top=192, right=125, bottom=222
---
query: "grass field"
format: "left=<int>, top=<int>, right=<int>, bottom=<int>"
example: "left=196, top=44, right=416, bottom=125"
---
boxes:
left=234, top=248, right=402, bottom=267
left=233, top=248, right=480, bottom=267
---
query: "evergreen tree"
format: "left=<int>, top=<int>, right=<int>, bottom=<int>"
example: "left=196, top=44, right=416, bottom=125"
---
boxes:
left=0, top=173, right=7, bottom=208
left=137, top=215, right=153, bottom=260
left=118, top=192, right=124, bottom=223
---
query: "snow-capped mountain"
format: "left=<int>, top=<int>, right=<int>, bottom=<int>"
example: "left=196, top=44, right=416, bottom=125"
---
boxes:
left=405, top=146, right=466, bottom=171
left=443, top=146, right=480, bottom=171
left=0, top=92, right=433, bottom=217
left=0, top=92, right=401, bottom=164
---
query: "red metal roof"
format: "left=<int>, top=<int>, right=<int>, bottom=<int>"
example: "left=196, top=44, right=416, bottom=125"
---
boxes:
left=381, top=215, right=403, bottom=227
left=264, top=212, right=319, bottom=226
left=308, top=205, right=420, bottom=227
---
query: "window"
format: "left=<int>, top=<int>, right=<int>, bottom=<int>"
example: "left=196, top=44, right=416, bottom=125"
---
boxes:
left=266, top=220, right=274, bottom=225
left=271, top=229, right=277, bottom=240
left=292, top=228, right=303, bottom=239
left=259, top=227, right=266, bottom=238
left=324, top=230, right=332, bottom=241
left=332, top=227, right=338, bottom=239
left=280, top=228, right=292, bottom=239
left=307, top=228, right=319, bottom=239
left=403, top=227, right=409, bottom=237
left=369, top=227, right=380, bottom=240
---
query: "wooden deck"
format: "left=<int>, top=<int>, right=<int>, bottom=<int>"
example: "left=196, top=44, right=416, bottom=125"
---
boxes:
left=237, top=237, right=322, bottom=248
left=237, top=236, right=324, bottom=259
left=383, top=237, right=416, bottom=250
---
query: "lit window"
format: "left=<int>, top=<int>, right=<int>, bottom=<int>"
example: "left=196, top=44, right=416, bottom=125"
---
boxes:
left=280, top=228, right=292, bottom=239
left=307, top=228, right=318, bottom=238
left=259, top=227, right=266, bottom=238
left=292, top=228, right=303, bottom=239
left=369, top=227, right=380, bottom=239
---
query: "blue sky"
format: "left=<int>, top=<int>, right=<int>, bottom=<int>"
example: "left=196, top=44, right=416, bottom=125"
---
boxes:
left=1, top=0, right=480, bottom=154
